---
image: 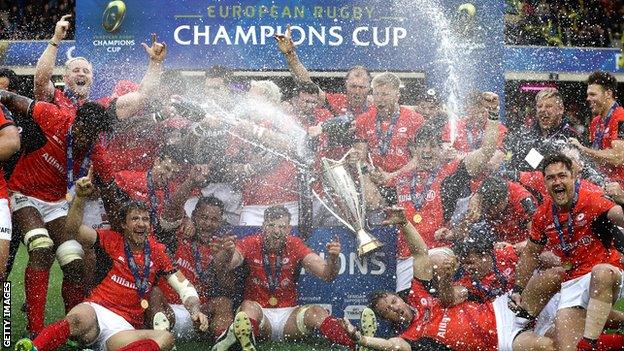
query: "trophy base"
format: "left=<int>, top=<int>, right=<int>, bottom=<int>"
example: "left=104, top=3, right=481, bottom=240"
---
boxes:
left=357, top=239, right=384, bottom=257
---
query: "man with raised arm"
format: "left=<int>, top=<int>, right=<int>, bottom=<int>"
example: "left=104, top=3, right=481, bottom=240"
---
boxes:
left=212, top=206, right=355, bottom=351
left=14, top=171, right=208, bottom=351
left=34, top=14, right=166, bottom=120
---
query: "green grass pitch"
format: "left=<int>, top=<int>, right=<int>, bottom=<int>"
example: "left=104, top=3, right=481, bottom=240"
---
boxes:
left=6, top=245, right=344, bottom=350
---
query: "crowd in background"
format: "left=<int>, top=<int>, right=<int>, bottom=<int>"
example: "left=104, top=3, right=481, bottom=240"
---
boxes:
left=0, top=0, right=75, bottom=40
left=505, top=0, right=624, bottom=47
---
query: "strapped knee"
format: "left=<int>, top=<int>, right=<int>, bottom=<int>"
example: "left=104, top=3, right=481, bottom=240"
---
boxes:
left=296, top=306, right=311, bottom=335
left=55, top=240, right=85, bottom=266
left=23, top=228, right=54, bottom=251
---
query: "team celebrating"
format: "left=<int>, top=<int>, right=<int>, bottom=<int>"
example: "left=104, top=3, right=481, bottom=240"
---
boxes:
left=1, top=14, right=624, bottom=351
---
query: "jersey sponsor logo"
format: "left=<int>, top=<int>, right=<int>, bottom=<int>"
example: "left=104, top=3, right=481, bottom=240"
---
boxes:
left=0, top=227, right=10, bottom=234
left=437, top=313, right=451, bottom=338
left=555, top=235, right=592, bottom=253
left=42, top=152, right=64, bottom=174
left=111, top=274, right=138, bottom=290
left=398, top=127, right=408, bottom=133
left=117, top=256, right=125, bottom=263
left=175, top=257, right=194, bottom=274
left=576, top=213, right=585, bottom=221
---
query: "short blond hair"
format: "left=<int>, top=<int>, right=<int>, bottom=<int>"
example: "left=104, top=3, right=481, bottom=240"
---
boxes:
left=371, top=72, right=401, bottom=90
left=535, top=88, right=563, bottom=106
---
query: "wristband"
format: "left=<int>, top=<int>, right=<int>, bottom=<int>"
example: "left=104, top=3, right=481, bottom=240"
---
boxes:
left=487, top=110, right=499, bottom=121
left=512, top=284, right=524, bottom=295
left=48, top=40, right=59, bottom=47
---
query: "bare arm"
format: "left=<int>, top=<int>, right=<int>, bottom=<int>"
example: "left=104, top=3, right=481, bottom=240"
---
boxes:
left=302, top=237, right=341, bottom=282
left=274, top=26, right=313, bottom=84
left=64, top=171, right=98, bottom=247
left=0, top=90, right=34, bottom=116
left=572, top=138, right=624, bottom=167
left=607, top=205, right=624, bottom=228
left=384, top=208, right=432, bottom=281
left=463, top=118, right=501, bottom=177
left=114, top=34, right=167, bottom=120
left=514, top=238, right=544, bottom=290
left=358, top=336, right=411, bottom=351
left=0, top=125, right=20, bottom=160
left=166, top=270, right=209, bottom=331
left=35, top=14, right=72, bottom=102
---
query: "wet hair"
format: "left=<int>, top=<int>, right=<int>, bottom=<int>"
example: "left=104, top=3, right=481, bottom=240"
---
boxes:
left=263, top=205, right=291, bottom=222
left=294, top=81, right=320, bottom=95
left=477, top=176, right=509, bottom=212
left=345, top=65, right=371, bottom=82
left=587, top=71, right=617, bottom=95
left=206, top=65, right=233, bottom=83
left=158, top=145, right=188, bottom=165
left=408, top=121, right=443, bottom=148
left=371, top=72, right=401, bottom=90
left=0, top=68, right=17, bottom=90
left=541, top=153, right=573, bottom=175
left=249, top=80, right=282, bottom=104
left=535, top=88, right=563, bottom=106
left=194, top=195, right=225, bottom=216
left=368, top=290, right=394, bottom=312
left=454, top=223, right=495, bottom=259
left=74, top=102, right=114, bottom=141
left=119, top=201, right=150, bottom=222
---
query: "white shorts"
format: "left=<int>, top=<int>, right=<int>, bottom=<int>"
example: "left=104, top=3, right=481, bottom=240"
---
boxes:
left=83, top=198, right=110, bottom=230
left=534, top=293, right=560, bottom=337
left=260, top=306, right=297, bottom=341
left=10, top=192, right=69, bottom=223
left=396, top=257, right=414, bottom=293
left=83, top=302, right=134, bottom=351
left=559, top=269, right=624, bottom=310
left=493, top=294, right=531, bottom=351
left=170, top=304, right=200, bottom=341
left=239, top=202, right=298, bottom=226
left=0, top=199, right=11, bottom=241
left=184, top=183, right=243, bottom=226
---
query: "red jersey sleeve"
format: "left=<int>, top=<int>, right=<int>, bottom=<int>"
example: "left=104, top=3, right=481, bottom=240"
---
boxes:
left=584, top=190, right=616, bottom=218
left=289, top=236, right=313, bottom=261
left=31, top=101, right=70, bottom=136
left=529, top=206, right=548, bottom=245
left=236, top=235, right=258, bottom=259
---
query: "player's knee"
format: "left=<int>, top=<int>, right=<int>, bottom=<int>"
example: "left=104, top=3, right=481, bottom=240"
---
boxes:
left=591, top=264, right=618, bottom=287
left=56, top=240, right=85, bottom=267
left=300, top=305, right=328, bottom=331
left=24, top=228, right=53, bottom=252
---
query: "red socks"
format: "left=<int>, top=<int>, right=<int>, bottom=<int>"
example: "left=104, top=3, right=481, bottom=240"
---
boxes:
left=249, top=317, right=260, bottom=336
left=32, top=319, right=70, bottom=351
left=117, top=339, right=161, bottom=351
left=25, top=266, right=50, bottom=335
left=319, top=316, right=355, bottom=348
left=578, top=334, right=624, bottom=351
left=61, top=278, right=85, bottom=313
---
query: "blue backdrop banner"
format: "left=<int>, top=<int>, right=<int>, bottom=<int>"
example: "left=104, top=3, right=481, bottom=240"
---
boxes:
left=76, top=0, right=504, bottom=102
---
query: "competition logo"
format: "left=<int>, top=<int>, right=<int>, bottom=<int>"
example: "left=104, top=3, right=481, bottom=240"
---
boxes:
left=102, top=0, right=126, bottom=33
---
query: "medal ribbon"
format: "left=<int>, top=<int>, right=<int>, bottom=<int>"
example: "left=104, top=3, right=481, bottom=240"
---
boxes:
left=470, top=257, right=508, bottom=300
left=551, top=181, right=580, bottom=256
left=262, top=245, right=283, bottom=295
left=66, top=124, right=93, bottom=194
left=123, top=238, right=151, bottom=299
left=592, top=102, right=619, bottom=149
left=410, top=166, right=442, bottom=210
left=375, top=108, right=400, bottom=156
left=146, top=169, right=170, bottom=231
left=191, top=240, right=214, bottom=284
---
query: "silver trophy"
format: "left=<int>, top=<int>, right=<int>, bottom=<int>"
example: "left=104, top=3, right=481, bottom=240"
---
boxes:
left=314, top=154, right=383, bottom=256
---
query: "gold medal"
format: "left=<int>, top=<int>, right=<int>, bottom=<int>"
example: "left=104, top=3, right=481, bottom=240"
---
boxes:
left=413, top=213, right=422, bottom=224
left=140, top=299, right=149, bottom=309
left=268, top=296, right=278, bottom=306
left=66, top=192, right=73, bottom=202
